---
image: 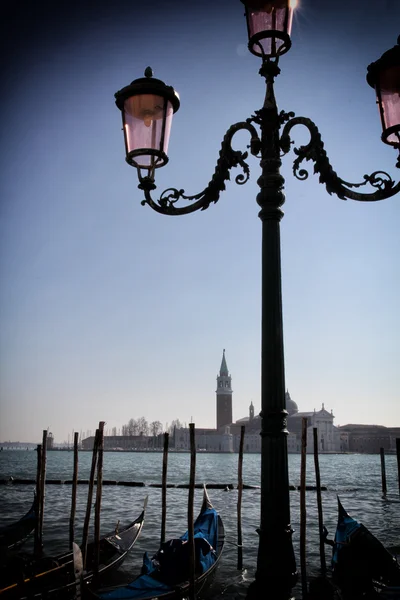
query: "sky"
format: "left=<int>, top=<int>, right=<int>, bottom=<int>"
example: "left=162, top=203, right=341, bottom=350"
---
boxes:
left=0, top=0, right=399, bottom=444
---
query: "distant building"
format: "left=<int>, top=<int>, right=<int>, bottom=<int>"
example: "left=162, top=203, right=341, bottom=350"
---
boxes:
left=81, top=433, right=164, bottom=451
left=286, top=399, right=341, bottom=453
left=174, top=425, right=233, bottom=453
left=337, top=424, right=400, bottom=453
left=80, top=350, right=398, bottom=454
left=229, top=392, right=341, bottom=453
left=46, top=432, right=54, bottom=450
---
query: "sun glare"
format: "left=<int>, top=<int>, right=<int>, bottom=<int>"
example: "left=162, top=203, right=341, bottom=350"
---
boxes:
left=289, top=0, right=298, bottom=8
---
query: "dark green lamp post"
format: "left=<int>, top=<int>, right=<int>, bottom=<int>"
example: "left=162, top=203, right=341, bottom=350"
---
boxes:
left=115, top=4, right=400, bottom=597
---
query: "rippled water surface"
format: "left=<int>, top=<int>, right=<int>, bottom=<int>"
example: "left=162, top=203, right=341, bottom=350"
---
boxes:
left=1, top=451, right=399, bottom=598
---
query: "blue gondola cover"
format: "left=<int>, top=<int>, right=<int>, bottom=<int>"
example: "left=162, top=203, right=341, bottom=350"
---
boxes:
left=99, top=507, right=219, bottom=600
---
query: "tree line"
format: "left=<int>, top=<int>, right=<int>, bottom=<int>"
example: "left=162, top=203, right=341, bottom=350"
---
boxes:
left=120, top=418, right=184, bottom=437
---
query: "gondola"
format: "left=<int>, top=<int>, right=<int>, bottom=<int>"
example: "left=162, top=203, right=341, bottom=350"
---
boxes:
left=326, top=497, right=400, bottom=598
left=0, top=497, right=148, bottom=599
left=91, top=487, right=224, bottom=600
left=0, top=494, right=37, bottom=551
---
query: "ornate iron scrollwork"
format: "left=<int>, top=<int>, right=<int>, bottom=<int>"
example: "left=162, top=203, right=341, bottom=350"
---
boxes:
left=137, top=110, right=400, bottom=212
left=139, top=121, right=260, bottom=216
left=280, top=116, right=400, bottom=201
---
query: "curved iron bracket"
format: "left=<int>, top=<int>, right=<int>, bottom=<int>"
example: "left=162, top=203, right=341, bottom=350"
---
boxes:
left=280, top=116, right=400, bottom=201
left=139, top=121, right=260, bottom=216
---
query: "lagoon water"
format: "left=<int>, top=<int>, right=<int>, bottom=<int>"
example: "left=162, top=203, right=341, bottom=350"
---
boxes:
left=0, top=450, right=399, bottom=598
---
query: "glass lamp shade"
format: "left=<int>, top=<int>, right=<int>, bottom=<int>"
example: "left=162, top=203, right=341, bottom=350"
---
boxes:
left=115, top=68, right=180, bottom=171
left=367, top=38, right=400, bottom=148
left=241, top=0, right=295, bottom=58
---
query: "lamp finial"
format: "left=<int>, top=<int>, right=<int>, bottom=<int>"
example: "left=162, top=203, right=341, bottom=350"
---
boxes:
left=144, top=66, right=153, bottom=78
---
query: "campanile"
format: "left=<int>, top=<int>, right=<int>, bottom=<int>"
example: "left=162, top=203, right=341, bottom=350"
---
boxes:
left=216, top=349, right=233, bottom=429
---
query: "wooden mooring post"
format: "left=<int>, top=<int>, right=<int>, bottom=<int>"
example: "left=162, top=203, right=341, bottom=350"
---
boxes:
left=300, top=417, right=308, bottom=599
left=237, top=425, right=245, bottom=570
left=94, top=421, right=105, bottom=578
left=34, top=443, right=42, bottom=557
left=69, top=431, right=79, bottom=549
left=36, top=430, right=48, bottom=556
left=160, top=432, right=169, bottom=545
left=313, top=428, right=326, bottom=574
left=188, top=423, right=196, bottom=600
left=380, top=447, right=387, bottom=497
left=82, top=427, right=100, bottom=569
left=396, top=438, right=400, bottom=496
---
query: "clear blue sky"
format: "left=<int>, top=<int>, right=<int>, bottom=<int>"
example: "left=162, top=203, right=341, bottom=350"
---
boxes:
left=1, top=0, right=399, bottom=443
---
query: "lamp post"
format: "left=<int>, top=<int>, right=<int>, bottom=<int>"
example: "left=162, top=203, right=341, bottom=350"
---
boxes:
left=114, top=3, right=400, bottom=598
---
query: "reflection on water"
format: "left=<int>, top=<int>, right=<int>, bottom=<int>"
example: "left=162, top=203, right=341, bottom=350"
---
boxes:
left=0, top=451, right=399, bottom=598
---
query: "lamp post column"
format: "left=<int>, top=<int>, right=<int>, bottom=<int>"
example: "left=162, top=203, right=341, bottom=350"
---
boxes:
left=248, top=62, right=297, bottom=599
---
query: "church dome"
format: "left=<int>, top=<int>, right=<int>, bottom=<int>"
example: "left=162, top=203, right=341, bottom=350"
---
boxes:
left=285, top=390, right=298, bottom=415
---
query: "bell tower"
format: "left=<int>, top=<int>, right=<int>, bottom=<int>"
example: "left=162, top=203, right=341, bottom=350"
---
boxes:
left=216, top=349, right=233, bottom=430
left=249, top=401, right=254, bottom=421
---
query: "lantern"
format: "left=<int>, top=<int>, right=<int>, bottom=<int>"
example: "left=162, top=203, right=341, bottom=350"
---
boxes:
left=115, top=67, right=180, bottom=172
left=241, top=0, right=297, bottom=59
left=367, top=37, right=400, bottom=149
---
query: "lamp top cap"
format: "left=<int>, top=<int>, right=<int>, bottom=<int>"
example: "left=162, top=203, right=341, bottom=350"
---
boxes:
left=367, top=37, right=400, bottom=88
left=115, top=67, right=180, bottom=113
left=128, top=66, right=166, bottom=90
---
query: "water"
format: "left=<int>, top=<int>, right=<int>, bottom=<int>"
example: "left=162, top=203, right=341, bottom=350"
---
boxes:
left=0, top=451, right=399, bottom=598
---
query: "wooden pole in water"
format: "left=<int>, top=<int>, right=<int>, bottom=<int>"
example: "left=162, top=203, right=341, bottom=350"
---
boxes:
left=94, top=421, right=105, bottom=578
left=37, top=429, right=48, bottom=554
left=300, top=417, right=308, bottom=598
left=237, top=425, right=245, bottom=570
left=34, top=443, right=42, bottom=557
left=160, top=432, right=169, bottom=545
left=313, top=427, right=326, bottom=574
left=69, top=431, right=79, bottom=549
left=396, top=438, right=400, bottom=496
left=188, top=423, right=196, bottom=600
left=380, top=447, right=387, bottom=497
left=82, top=428, right=100, bottom=569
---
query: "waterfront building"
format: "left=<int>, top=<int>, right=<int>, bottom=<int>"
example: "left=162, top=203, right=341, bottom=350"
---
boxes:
left=174, top=425, right=234, bottom=453
left=81, top=433, right=164, bottom=451
left=229, top=392, right=341, bottom=453
left=80, top=350, right=397, bottom=454
left=337, top=424, right=400, bottom=454
left=46, top=432, right=54, bottom=450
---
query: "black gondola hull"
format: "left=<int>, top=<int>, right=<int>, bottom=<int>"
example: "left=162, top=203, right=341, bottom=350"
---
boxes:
left=0, top=504, right=146, bottom=599
left=331, top=498, right=400, bottom=597
left=0, top=495, right=37, bottom=552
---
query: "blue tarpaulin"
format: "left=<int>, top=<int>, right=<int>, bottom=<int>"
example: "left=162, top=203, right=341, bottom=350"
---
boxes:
left=98, top=507, right=219, bottom=600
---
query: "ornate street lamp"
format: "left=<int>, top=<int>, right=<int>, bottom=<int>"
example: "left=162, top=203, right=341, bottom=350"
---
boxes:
left=115, top=67, right=180, bottom=176
left=115, top=6, right=400, bottom=599
left=367, top=36, right=400, bottom=165
left=241, top=0, right=297, bottom=58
